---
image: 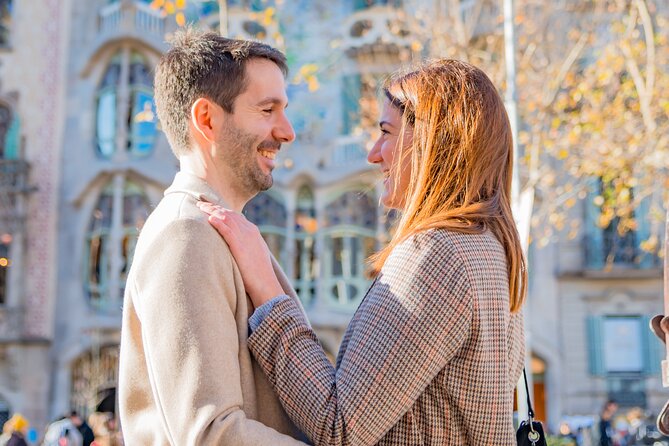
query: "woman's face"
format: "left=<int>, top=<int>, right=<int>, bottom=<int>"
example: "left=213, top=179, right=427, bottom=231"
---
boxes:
left=367, top=99, right=413, bottom=209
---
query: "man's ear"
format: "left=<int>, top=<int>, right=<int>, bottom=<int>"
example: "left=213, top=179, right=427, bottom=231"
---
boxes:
left=190, top=98, right=220, bottom=144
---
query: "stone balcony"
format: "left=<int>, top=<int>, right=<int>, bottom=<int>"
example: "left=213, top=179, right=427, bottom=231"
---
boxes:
left=96, top=0, right=172, bottom=50
left=341, top=6, right=413, bottom=59
left=199, top=7, right=280, bottom=46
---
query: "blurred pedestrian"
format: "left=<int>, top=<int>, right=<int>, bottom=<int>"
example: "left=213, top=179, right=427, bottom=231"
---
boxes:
left=2, top=414, right=29, bottom=446
left=599, top=400, right=618, bottom=446
left=69, top=411, right=94, bottom=446
left=42, top=416, right=82, bottom=446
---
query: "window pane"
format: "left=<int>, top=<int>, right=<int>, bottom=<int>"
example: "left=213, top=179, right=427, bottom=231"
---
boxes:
left=0, top=105, right=10, bottom=159
left=0, top=237, right=9, bottom=305
left=120, top=181, right=150, bottom=283
left=0, top=0, right=12, bottom=47
left=129, top=90, right=157, bottom=156
left=100, top=55, right=121, bottom=89
left=129, top=52, right=152, bottom=87
left=89, top=187, right=114, bottom=231
left=96, top=91, right=116, bottom=158
left=86, top=186, right=114, bottom=302
left=324, top=190, right=377, bottom=229
left=603, top=317, right=643, bottom=373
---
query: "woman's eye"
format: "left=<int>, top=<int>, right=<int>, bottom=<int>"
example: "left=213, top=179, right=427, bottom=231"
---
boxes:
left=380, top=129, right=390, bottom=135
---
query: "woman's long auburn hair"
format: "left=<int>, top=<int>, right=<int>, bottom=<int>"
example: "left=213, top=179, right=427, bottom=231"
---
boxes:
left=369, top=59, right=527, bottom=313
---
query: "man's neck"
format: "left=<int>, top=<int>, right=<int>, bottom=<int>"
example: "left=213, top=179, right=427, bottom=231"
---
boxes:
left=179, top=154, right=249, bottom=212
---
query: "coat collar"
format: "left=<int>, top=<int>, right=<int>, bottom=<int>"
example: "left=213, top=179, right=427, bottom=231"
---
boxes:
left=163, top=171, right=309, bottom=320
left=164, top=171, right=230, bottom=208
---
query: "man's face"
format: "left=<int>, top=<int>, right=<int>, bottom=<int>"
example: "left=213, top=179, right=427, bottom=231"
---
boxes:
left=215, top=58, right=295, bottom=197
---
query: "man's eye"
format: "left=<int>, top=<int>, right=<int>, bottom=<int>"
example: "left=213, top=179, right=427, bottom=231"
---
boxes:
left=263, top=109, right=273, bottom=114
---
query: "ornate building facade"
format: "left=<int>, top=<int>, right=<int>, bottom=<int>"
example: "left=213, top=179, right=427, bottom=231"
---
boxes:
left=0, top=0, right=665, bottom=436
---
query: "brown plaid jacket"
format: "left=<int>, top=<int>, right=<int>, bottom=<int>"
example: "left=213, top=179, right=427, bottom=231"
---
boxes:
left=249, top=228, right=525, bottom=445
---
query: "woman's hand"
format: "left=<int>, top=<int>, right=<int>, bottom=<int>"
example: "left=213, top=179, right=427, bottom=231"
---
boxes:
left=197, top=201, right=284, bottom=308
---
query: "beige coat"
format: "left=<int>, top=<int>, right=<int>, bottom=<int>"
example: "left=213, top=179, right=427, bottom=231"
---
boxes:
left=119, top=172, right=308, bottom=446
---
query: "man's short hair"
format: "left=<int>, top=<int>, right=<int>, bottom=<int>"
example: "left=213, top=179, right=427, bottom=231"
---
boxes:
left=154, top=27, right=288, bottom=157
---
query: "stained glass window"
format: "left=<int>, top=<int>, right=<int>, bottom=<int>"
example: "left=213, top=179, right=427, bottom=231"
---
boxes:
left=96, top=51, right=157, bottom=159
left=128, top=52, right=157, bottom=157
left=85, top=179, right=149, bottom=310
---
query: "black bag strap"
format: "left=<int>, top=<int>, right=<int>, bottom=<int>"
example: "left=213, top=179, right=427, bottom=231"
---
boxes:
left=522, top=368, right=535, bottom=420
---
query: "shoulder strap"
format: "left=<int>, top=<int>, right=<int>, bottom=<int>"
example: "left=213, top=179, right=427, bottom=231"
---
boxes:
left=523, top=368, right=535, bottom=419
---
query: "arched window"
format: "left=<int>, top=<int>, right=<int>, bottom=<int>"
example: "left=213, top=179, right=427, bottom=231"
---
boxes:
left=322, top=189, right=377, bottom=308
left=95, top=50, right=157, bottom=159
left=0, top=104, right=19, bottom=160
left=294, top=185, right=317, bottom=305
left=85, top=178, right=150, bottom=311
left=70, top=345, right=119, bottom=417
left=243, top=191, right=287, bottom=267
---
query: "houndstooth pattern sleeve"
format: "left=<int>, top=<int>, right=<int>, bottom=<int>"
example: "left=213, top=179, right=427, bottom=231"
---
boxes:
left=248, top=229, right=478, bottom=446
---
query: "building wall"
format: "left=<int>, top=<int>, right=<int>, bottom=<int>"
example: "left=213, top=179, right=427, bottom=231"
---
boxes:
left=0, top=0, right=72, bottom=430
left=0, top=0, right=665, bottom=437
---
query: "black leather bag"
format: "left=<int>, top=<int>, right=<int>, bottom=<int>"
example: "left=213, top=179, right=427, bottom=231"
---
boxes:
left=516, top=369, right=547, bottom=446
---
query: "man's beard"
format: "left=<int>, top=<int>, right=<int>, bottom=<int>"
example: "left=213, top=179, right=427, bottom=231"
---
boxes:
left=217, top=121, right=277, bottom=197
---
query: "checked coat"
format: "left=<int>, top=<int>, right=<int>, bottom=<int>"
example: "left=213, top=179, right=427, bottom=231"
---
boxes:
left=248, top=228, right=525, bottom=445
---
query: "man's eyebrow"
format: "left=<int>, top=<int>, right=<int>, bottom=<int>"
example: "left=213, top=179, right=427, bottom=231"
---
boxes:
left=256, top=97, right=288, bottom=108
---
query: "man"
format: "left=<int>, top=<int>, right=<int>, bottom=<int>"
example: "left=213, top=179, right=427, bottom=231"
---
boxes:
left=69, top=411, right=94, bottom=446
left=118, top=29, right=307, bottom=445
left=598, top=400, right=618, bottom=446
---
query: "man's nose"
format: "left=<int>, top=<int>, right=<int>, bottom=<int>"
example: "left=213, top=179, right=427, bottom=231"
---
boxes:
left=273, top=113, right=296, bottom=143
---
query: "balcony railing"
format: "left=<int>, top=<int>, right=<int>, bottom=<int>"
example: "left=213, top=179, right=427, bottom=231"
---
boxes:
left=99, top=1, right=166, bottom=40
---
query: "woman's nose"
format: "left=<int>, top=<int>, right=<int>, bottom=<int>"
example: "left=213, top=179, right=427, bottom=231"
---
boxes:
left=367, top=138, right=382, bottom=164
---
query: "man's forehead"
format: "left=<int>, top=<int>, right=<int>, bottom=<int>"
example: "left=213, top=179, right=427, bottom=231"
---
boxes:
left=242, top=59, right=288, bottom=104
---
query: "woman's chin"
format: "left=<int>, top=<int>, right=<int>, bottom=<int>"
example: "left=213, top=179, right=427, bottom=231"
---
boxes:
left=380, top=194, right=402, bottom=210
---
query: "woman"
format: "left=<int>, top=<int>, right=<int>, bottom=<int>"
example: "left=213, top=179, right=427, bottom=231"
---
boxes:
left=199, top=59, right=526, bottom=445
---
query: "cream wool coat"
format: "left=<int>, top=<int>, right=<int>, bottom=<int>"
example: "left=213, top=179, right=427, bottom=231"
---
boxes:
left=119, top=172, right=308, bottom=446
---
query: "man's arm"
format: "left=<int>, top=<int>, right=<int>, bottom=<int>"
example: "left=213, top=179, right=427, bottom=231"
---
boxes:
left=134, top=218, right=306, bottom=445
